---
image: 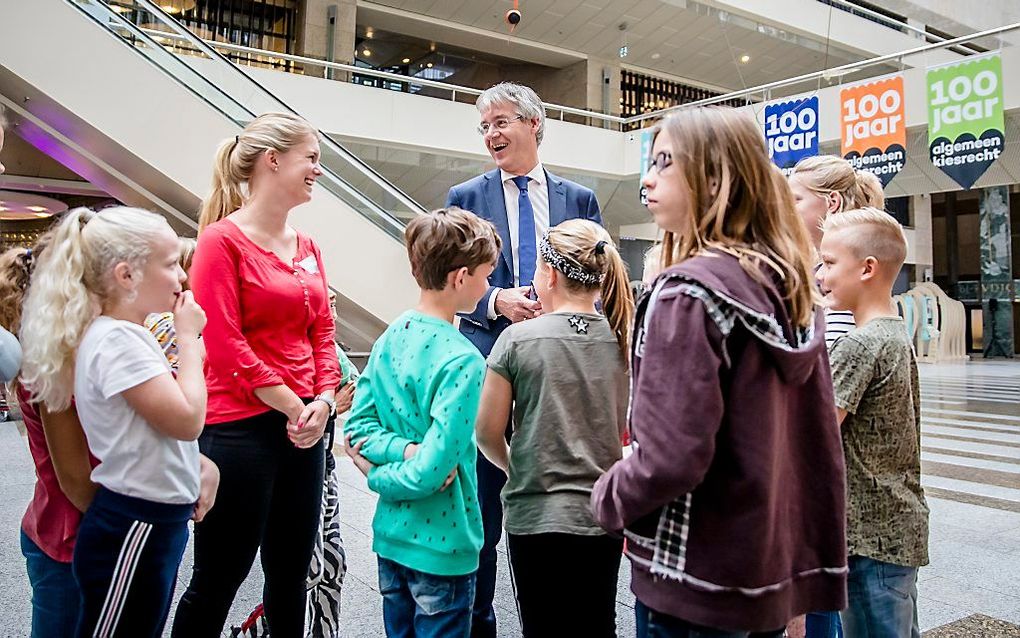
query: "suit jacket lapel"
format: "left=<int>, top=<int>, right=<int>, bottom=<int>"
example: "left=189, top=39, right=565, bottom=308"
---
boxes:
left=547, top=169, right=568, bottom=228
left=483, top=170, right=514, bottom=274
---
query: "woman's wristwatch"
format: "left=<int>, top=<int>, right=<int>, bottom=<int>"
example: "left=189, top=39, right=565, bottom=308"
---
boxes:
left=314, top=393, right=337, bottom=416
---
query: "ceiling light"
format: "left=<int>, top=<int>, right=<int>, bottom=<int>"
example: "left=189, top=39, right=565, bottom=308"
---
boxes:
left=365, top=29, right=374, bottom=39
left=27, top=206, right=48, bottom=212
left=740, top=54, right=751, bottom=63
left=402, top=57, right=410, bottom=64
left=162, top=4, right=181, bottom=13
left=426, top=62, right=433, bottom=68
left=33, top=212, right=52, bottom=218
left=363, top=49, right=371, bottom=57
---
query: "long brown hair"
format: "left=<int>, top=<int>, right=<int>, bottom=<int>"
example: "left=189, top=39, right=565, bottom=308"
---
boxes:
left=198, top=113, right=318, bottom=231
left=0, top=231, right=57, bottom=335
left=654, top=107, right=818, bottom=330
left=544, top=219, right=635, bottom=358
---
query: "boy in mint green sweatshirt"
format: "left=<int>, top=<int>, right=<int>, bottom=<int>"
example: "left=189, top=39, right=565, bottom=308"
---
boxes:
left=344, top=207, right=501, bottom=637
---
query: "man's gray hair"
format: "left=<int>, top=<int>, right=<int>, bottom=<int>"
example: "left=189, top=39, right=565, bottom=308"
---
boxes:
left=476, top=82, right=546, bottom=146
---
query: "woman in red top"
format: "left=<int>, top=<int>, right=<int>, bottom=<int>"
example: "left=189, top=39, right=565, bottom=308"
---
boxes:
left=173, top=113, right=342, bottom=637
left=0, top=237, right=96, bottom=638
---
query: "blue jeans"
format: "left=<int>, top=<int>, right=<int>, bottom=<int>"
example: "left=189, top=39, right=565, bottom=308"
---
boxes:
left=21, top=529, right=81, bottom=638
left=806, top=611, right=842, bottom=638
left=635, top=601, right=784, bottom=638
left=841, top=556, right=920, bottom=638
left=378, top=557, right=476, bottom=638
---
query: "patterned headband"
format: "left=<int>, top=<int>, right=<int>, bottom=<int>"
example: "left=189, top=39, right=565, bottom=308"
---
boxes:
left=539, top=235, right=604, bottom=286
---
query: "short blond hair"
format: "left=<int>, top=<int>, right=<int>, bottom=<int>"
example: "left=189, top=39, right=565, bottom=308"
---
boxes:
left=823, top=207, right=907, bottom=269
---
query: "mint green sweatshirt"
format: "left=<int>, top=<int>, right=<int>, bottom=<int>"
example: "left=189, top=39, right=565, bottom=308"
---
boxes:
left=345, top=310, right=485, bottom=576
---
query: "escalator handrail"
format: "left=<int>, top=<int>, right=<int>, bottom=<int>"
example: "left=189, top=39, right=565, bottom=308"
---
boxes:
left=127, top=0, right=425, bottom=219
left=67, top=0, right=422, bottom=241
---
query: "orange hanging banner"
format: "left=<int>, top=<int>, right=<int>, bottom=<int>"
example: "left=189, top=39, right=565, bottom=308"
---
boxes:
left=839, top=74, right=907, bottom=187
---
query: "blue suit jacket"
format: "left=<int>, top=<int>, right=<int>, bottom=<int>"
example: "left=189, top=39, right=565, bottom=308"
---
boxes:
left=445, top=168, right=602, bottom=356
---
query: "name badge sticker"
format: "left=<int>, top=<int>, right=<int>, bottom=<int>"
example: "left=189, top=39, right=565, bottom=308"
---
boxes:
left=297, top=255, right=319, bottom=274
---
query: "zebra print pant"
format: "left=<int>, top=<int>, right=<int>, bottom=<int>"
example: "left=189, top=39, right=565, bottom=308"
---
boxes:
left=305, top=458, right=348, bottom=637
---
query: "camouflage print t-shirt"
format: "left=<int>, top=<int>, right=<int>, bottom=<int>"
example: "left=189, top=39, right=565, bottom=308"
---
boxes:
left=830, top=316, right=930, bottom=568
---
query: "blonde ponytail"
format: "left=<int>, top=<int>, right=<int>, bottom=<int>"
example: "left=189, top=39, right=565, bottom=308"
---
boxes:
left=855, top=170, right=885, bottom=210
left=599, top=241, right=635, bottom=359
left=543, top=219, right=635, bottom=360
left=198, top=138, right=244, bottom=231
left=20, top=206, right=172, bottom=409
left=198, top=113, right=319, bottom=232
left=791, top=155, right=886, bottom=213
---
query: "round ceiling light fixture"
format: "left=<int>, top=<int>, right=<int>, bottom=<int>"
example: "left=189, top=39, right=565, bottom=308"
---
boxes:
left=0, top=191, right=69, bottom=221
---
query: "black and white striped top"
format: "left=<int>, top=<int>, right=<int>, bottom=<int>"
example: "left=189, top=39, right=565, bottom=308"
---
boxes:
left=825, top=309, right=856, bottom=350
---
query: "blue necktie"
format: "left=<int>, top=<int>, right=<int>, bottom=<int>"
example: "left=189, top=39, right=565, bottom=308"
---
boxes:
left=512, top=175, right=537, bottom=287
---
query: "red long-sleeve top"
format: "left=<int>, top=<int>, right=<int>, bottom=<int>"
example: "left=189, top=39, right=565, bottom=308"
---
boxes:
left=191, top=218, right=342, bottom=424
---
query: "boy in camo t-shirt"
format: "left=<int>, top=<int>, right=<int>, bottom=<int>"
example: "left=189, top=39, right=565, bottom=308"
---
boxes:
left=816, top=207, right=929, bottom=638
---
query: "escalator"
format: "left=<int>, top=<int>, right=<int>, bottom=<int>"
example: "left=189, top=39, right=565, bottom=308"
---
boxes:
left=0, top=0, right=423, bottom=349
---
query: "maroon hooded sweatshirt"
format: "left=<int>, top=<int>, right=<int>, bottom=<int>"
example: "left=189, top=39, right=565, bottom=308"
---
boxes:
left=591, top=251, right=847, bottom=632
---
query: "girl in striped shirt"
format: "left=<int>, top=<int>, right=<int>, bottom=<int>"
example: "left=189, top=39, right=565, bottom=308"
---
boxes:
left=789, top=156, right=885, bottom=350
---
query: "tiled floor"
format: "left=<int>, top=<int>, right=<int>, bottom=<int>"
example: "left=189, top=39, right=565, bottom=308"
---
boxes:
left=914, top=362, right=1020, bottom=633
left=0, top=360, right=1018, bottom=636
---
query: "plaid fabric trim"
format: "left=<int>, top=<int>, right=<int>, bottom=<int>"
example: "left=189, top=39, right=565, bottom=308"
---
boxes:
left=659, top=280, right=815, bottom=353
left=649, top=494, right=693, bottom=579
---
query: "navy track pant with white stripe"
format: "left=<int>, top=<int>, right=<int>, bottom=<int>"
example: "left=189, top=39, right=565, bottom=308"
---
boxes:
left=73, top=487, right=192, bottom=638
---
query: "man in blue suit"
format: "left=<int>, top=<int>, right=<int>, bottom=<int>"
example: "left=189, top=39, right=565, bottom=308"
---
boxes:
left=446, top=82, right=602, bottom=638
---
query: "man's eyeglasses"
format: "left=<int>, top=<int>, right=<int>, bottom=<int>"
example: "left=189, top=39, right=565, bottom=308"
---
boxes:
left=477, top=115, right=525, bottom=136
left=647, top=151, right=673, bottom=174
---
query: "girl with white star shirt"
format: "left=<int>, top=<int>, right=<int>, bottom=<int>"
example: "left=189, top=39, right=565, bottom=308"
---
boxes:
left=476, top=219, right=633, bottom=636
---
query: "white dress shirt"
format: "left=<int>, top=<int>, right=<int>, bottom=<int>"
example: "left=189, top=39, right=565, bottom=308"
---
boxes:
left=487, top=163, right=550, bottom=319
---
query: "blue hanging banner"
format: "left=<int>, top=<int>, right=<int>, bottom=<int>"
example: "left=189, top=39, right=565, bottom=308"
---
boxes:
left=639, top=128, right=654, bottom=205
left=764, top=96, right=819, bottom=176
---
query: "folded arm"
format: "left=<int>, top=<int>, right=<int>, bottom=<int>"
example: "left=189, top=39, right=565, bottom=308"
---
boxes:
left=591, top=291, right=725, bottom=532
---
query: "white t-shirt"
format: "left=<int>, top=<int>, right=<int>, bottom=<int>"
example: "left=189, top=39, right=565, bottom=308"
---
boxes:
left=74, top=316, right=200, bottom=504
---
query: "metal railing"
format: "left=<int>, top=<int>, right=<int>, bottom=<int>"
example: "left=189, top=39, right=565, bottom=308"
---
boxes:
left=118, top=14, right=1019, bottom=134
left=76, top=0, right=426, bottom=243
left=625, top=20, right=1020, bottom=127
left=129, top=26, right=629, bottom=128
left=818, top=0, right=990, bottom=53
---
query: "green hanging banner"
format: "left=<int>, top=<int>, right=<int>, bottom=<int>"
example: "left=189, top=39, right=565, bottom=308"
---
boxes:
left=927, top=53, right=1005, bottom=190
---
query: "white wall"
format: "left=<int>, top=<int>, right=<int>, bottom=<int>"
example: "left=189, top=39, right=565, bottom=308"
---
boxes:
left=232, top=61, right=630, bottom=178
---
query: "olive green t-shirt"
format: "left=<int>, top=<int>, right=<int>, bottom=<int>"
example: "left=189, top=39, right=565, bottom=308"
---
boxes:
left=488, top=311, right=628, bottom=536
left=830, top=316, right=929, bottom=567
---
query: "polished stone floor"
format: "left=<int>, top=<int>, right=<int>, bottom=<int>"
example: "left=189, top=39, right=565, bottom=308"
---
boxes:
left=0, top=360, right=1018, bottom=636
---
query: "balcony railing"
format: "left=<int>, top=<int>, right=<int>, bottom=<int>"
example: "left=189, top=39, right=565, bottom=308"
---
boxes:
left=112, top=8, right=1020, bottom=133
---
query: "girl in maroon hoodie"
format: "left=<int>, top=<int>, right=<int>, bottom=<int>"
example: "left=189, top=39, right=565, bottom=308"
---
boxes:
left=591, top=106, right=848, bottom=637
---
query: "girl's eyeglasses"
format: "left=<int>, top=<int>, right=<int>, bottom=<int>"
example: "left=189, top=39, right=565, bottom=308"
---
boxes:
left=647, top=151, right=673, bottom=174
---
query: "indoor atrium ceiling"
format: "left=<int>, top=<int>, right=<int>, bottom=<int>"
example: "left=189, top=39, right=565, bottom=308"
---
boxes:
left=358, top=0, right=882, bottom=92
